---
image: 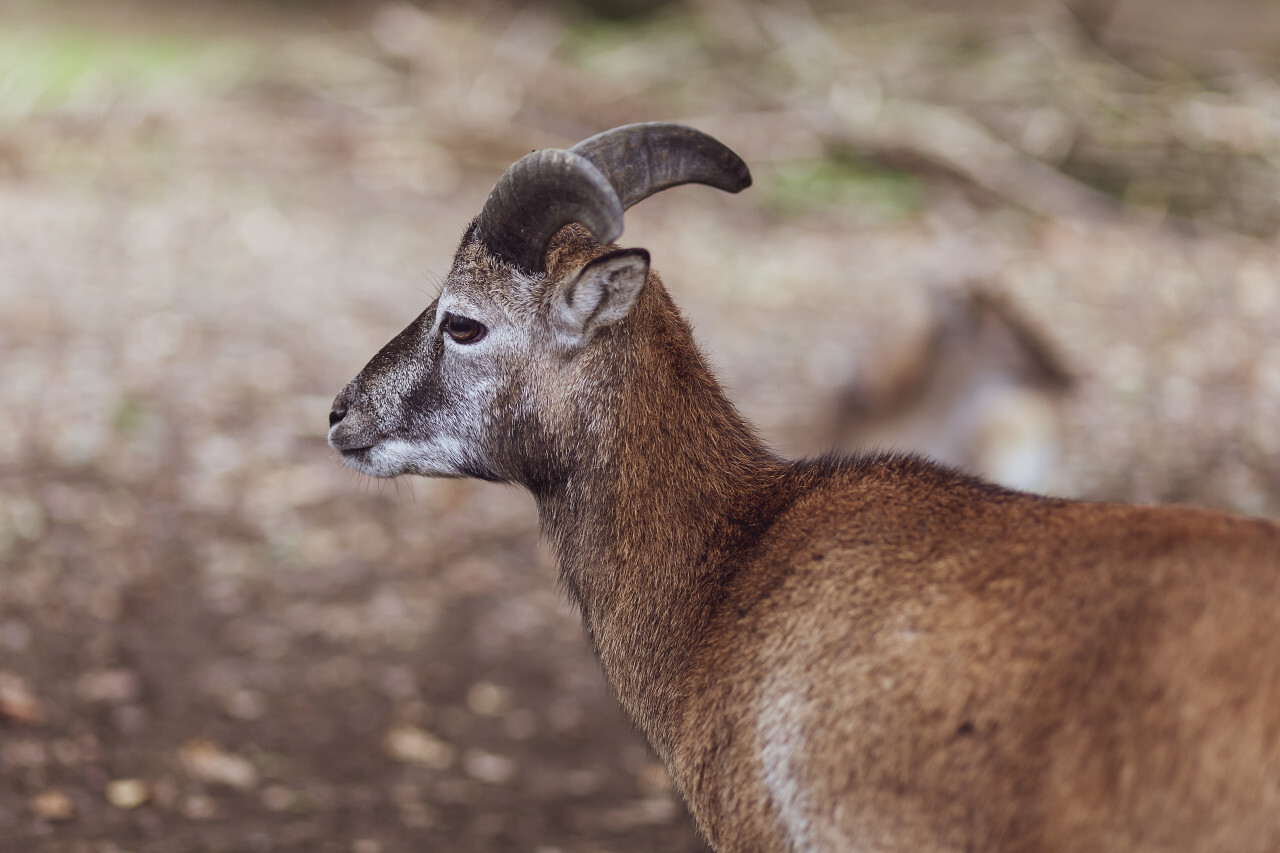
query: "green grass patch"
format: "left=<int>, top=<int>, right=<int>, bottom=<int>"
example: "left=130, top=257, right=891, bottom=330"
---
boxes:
left=112, top=395, right=150, bottom=436
left=763, top=154, right=925, bottom=220
left=0, top=26, right=249, bottom=117
left=560, top=5, right=706, bottom=77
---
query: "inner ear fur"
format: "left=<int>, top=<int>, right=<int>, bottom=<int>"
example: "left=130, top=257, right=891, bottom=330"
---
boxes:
left=553, top=248, right=651, bottom=342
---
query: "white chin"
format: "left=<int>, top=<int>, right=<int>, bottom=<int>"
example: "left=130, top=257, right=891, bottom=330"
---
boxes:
left=338, top=449, right=399, bottom=478
left=342, top=438, right=466, bottom=479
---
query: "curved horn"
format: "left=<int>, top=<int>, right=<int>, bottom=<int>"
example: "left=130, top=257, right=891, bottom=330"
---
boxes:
left=570, top=122, right=752, bottom=210
left=474, top=123, right=752, bottom=272
left=474, top=148, right=624, bottom=273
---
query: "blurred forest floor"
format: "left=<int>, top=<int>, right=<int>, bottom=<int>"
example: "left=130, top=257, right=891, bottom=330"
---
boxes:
left=1, top=1, right=1279, bottom=851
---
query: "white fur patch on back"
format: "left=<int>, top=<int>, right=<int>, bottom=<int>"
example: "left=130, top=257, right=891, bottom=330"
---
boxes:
left=759, top=676, right=817, bottom=851
left=757, top=674, right=857, bottom=852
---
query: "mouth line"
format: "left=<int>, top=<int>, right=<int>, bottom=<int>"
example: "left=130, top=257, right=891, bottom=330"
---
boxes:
left=335, top=443, right=403, bottom=480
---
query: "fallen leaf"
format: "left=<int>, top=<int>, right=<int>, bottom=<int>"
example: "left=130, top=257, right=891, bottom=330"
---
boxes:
left=177, top=739, right=259, bottom=790
left=76, top=668, right=140, bottom=704
left=463, top=749, right=515, bottom=784
left=465, top=681, right=511, bottom=717
left=0, top=671, right=46, bottom=726
left=180, top=793, right=218, bottom=820
left=105, top=778, right=150, bottom=809
left=382, top=724, right=454, bottom=770
left=29, top=789, right=73, bottom=821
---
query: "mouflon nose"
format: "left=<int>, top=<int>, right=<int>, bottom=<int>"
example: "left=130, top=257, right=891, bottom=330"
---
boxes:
left=329, top=386, right=355, bottom=429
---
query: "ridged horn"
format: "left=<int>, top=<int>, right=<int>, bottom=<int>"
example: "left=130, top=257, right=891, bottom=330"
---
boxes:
left=570, top=122, right=752, bottom=210
left=474, top=149, right=624, bottom=274
left=474, top=123, right=752, bottom=272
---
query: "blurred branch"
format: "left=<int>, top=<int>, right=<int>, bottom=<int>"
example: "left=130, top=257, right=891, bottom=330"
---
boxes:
left=824, top=98, right=1121, bottom=222
left=1062, top=0, right=1120, bottom=49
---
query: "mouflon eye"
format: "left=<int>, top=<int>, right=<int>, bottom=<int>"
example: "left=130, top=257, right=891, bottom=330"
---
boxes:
left=443, top=313, right=487, bottom=344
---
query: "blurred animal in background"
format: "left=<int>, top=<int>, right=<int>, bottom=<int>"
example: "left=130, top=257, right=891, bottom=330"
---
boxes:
left=832, top=288, right=1073, bottom=494
left=329, top=123, right=1280, bottom=853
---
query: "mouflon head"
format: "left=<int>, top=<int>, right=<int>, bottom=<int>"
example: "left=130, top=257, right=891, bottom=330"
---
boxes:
left=327, top=123, right=751, bottom=488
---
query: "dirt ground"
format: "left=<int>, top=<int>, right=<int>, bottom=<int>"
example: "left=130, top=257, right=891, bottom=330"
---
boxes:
left=1, top=1, right=1279, bottom=851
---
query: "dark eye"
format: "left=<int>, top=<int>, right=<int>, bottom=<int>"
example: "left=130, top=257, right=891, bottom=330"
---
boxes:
left=443, top=313, right=487, bottom=344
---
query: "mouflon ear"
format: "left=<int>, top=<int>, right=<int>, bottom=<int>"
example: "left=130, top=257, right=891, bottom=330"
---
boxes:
left=552, top=248, right=650, bottom=344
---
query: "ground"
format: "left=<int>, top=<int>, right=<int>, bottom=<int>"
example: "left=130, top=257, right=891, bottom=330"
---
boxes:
left=1, top=1, right=1278, bottom=851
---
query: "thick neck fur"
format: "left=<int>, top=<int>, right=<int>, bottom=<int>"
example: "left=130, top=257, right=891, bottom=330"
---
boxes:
left=532, top=275, right=794, bottom=758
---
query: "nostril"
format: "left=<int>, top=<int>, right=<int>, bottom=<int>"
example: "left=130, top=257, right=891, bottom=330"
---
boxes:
left=329, top=407, right=347, bottom=428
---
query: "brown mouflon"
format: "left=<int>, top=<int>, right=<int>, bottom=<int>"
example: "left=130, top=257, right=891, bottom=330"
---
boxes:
left=329, top=122, right=1280, bottom=853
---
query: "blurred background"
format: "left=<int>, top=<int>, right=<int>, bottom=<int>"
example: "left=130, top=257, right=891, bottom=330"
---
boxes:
left=1, top=0, right=1278, bottom=850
